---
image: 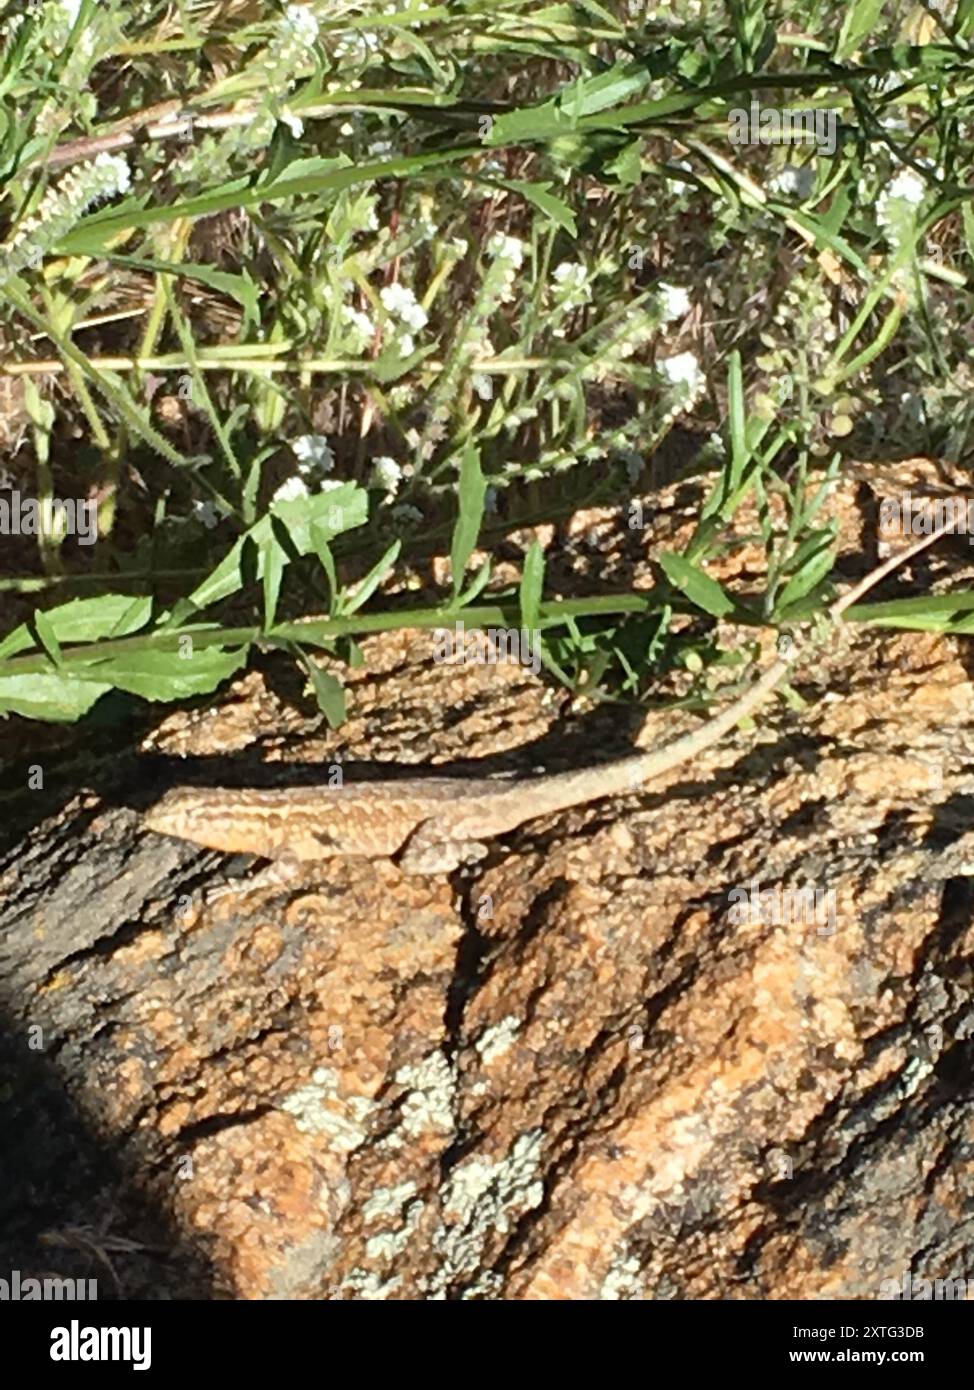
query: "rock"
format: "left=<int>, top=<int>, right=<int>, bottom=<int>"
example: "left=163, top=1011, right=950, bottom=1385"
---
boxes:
left=1, top=461, right=972, bottom=1299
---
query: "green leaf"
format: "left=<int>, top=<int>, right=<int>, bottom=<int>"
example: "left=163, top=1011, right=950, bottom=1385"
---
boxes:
left=371, top=341, right=438, bottom=383
left=497, top=179, right=578, bottom=236
left=309, top=522, right=339, bottom=608
left=659, top=552, right=736, bottom=618
left=105, top=254, right=261, bottom=334
left=0, top=595, right=151, bottom=660
left=58, top=149, right=476, bottom=250
left=775, top=208, right=868, bottom=277
left=520, top=541, right=545, bottom=632
left=698, top=356, right=775, bottom=532
left=568, top=0, right=624, bottom=31
left=261, top=533, right=285, bottom=630
left=453, top=557, right=493, bottom=609
left=836, top=0, right=886, bottom=60
left=603, top=139, right=643, bottom=187
left=557, top=62, right=652, bottom=118
left=487, top=100, right=573, bottom=146
left=271, top=489, right=364, bottom=559
left=775, top=535, right=837, bottom=615
left=90, top=646, right=248, bottom=701
left=296, top=649, right=346, bottom=727
left=451, top=447, right=487, bottom=602
left=339, top=540, right=401, bottom=617
left=962, top=203, right=974, bottom=263
left=726, top=349, right=747, bottom=497
left=0, top=672, right=110, bottom=722
left=32, top=610, right=63, bottom=668
left=187, top=486, right=367, bottom=610
left=957, top=0, right=974, bottom=38
left=845, top=590, right=974, bottom=630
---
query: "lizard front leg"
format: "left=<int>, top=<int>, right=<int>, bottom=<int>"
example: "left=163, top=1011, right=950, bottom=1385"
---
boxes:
left=395, top=817, right=490, bottom=875
left=198, top=847, right=311, bottom=904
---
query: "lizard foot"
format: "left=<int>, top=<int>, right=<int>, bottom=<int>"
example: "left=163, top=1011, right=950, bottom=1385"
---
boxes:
left=201, top=850, right=308, bottom=904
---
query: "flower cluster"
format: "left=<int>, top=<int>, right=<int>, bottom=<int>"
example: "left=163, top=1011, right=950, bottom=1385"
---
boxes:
left=292, top=434, right=335, bottom=475
left=755, top=267, right=837, bottom=399
left=341, top=304, right=376, bottom=354
left=767, top=164, right=816, bottom=199
left=485, top=233, right=525, bottom=303
left=332, top=29, right=380, bottom=62
left=581, top=307, right=657, bottom=383
left=1, top=153, right=131, bottom=283
left=657, top=283, right=691, bottom=323
left=549, top=261, right=591, bottom=337
left=658, top=351, right=704, bottom=397
left=173, top=112, right=277, bottom=186
left=262, top=4, right=320, bottom=87
left=876, top=167, right=928, bottom=250
left=379, top=283, right=427, bottom=356
left=369, top=455, right=404, bottom=497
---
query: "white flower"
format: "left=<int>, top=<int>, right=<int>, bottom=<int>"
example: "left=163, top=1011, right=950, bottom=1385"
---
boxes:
left=380, top=283, right=428, bottom=331
left=286, top=4, right=319, bottom=43
left=767, top=164, right=816, bottom=198
left=486, top=232, right=525, bottom=267
left=292, top=435, right=335, bottom=473
left=551, top=262, right=590, bottom=317
left=333, top=29, right=380, bottom=59
left=341, top=304, right=376, bottom=352
left=877, top=168, right=930, bottom=244
left=90, top=151, right=132, bottom=196
left=658, top=283, right=691, bottom=321
left=659, top=351, right=704, bottom=393
left=273, top=477, right=311, bottom=502
left=264, top=6, right=318, bottom=83
left=882, top=170, right=926, bottom=206
left=370, top=456, right=402, bottom=493
left=553, top=261, right=587, bottom=289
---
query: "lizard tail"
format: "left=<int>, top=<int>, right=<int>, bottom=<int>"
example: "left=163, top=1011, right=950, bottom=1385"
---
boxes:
left=503, top=652, right=794, bottom=828
left=498, top=521, right=956, bottom=833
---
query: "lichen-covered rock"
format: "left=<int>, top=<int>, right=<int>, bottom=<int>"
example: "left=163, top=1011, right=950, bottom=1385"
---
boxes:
left=2, top=461, right=973, bottom=1299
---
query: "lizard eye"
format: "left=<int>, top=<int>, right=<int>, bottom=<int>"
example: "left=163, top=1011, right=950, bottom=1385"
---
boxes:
left=776, top=634, right=794, bottom=656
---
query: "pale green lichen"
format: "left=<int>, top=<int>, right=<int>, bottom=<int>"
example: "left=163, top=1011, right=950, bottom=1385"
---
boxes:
left=474, top=1015, right=522, bottom=1064
left=279, top=1065, right=376, bottom=1151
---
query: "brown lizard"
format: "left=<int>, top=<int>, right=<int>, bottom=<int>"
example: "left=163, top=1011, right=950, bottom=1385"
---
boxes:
left=144, top=527, right=951, bottom=876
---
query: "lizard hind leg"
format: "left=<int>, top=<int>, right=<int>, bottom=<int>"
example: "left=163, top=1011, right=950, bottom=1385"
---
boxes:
left=396, top=818, right=489, bottom=876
